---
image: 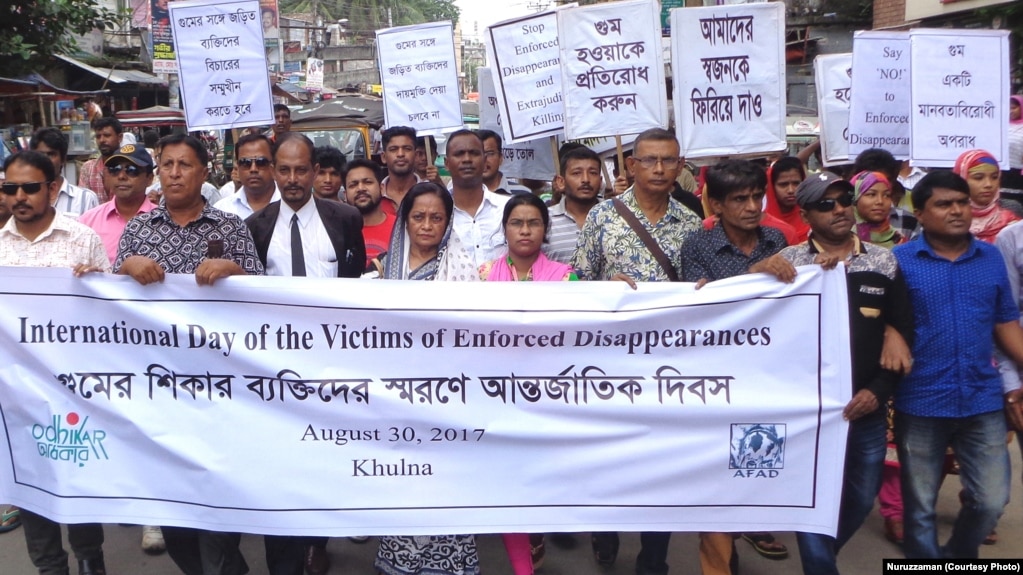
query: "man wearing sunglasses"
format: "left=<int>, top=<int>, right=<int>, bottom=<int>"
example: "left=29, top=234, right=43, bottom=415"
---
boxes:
left=214, top=133, right=280, bottom=218
left=0, top=151, right=110, bottom=575
left=78, top=144, right=158, bottom=266
left=756, top=171, right=914, bottom=574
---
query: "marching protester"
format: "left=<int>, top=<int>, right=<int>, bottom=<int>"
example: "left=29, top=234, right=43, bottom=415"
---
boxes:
left=313, top=146, right=347, bottom=203
left=78, top=117, right=125, bottom=202
left=572, top=128, right=701, bottom=575
left=444, top=129, right=509, bottom=268
left=0, top=151, right=110, bottom=575
left=477, top=130, right=532, bottom=196
left=380, top=126, right=421, bottom=214
left=952, top=150, right=1020, bottom=243
left=546, top=144, right=602, bottom=265
left=214, top=134, right=281, bottom=219
left=342, top=158, right=395, bottom=267
left=79, top=143, right=158, bottom=265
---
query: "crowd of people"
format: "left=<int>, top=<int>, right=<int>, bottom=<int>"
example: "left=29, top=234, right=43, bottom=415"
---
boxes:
left=1, top=94, right=1023, bottom=575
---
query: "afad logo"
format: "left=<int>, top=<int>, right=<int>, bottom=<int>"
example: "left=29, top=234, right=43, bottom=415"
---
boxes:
left=729, top=423, right=785, bottom=478
left=32, top=412, right=108, bottom=467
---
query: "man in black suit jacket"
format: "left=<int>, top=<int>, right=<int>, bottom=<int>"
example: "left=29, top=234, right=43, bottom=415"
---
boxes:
left=245, top=133, right=365, bottom=279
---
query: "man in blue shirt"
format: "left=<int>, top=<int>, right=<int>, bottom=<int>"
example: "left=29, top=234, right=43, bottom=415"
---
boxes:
left=892, top=170, right=1023, bottom=559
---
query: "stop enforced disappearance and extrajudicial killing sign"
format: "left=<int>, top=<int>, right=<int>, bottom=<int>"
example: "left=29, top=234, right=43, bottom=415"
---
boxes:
left=0, top=267, right=850, bottom=537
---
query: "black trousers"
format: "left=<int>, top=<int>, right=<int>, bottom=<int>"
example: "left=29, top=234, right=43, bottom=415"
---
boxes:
left=21, top=509, right=103, bottom=575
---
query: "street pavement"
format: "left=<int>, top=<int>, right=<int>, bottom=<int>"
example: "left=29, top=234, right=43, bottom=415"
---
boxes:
left=1, top=446, right=1020, bottom=574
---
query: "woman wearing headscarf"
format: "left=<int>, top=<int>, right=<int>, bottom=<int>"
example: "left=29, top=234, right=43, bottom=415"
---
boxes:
left=953, top=149, right=1020, bottom=243
left=373, top=182, right=479, bottom=575
left=762, top=156, right=810, bottom=242
left=850, top=171, right=907, bottom=248
left=372, top=182, right=477, bottom=282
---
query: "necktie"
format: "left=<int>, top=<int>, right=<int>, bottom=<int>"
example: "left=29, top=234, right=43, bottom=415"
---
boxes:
left=291, top=214, right=306, bottom=276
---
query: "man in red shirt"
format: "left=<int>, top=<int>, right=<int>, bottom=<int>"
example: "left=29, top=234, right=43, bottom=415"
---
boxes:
left=344, top=158, right=395, bottom=268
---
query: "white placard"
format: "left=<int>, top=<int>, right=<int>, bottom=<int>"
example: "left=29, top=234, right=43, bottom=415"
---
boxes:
left=814, top=53, right=853, bottom=167
left=848, top=32, right=910, bottom=159
left=478, top=68, right=557, bottom=181
left=671, top=3, right=786, bottom=158
left=376, top=22, right=462, bottom=136
left=169, top=0, right=275, bottom=131
left=0, top=267, right=850, bottom=537
left=909, top=29, right=1009, bottom=168
left=557, top=0, right=668, bottom=140
left=485, top=10, right=565, bottom=144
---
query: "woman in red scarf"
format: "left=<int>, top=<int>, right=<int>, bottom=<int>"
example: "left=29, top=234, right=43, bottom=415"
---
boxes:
left=763, top=156, right=809, bottom=242
left=953, top=149, right=1020, bottom=243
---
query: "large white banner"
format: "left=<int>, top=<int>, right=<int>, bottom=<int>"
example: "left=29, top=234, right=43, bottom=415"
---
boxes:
left=0, top=267, right=850, bottom=537
left=814, top=53, right=853, bottom=168
left=910, top=29, right=1009, bottom=168
left=671, top=3, right=786, bottom=158
left=848, top=31, right=910, bottom=159
left=485, top=10, right=565, bottom=144
left=376, top=22, right=461, bottom=136
left=169, top=0, right=274, bottom=130
left=478, top=68, right=557, bottom=181
left=557, top=0, right=668, bottom=140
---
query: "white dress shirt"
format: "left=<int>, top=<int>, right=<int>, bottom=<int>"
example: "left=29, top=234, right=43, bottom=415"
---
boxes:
left=266, top=197, right=337, bottom=277
left=213, top=184, right=281, bottom=218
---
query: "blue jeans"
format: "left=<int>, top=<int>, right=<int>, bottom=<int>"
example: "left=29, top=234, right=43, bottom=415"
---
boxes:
left=796, top=411, right=886, bottom=575
left=897, top=410, right=1010, bottom=559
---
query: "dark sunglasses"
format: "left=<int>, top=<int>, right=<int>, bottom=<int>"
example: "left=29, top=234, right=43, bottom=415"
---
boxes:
left=238, top=156, right=271, bottom=168
left=807, top=192, right=854, bottom=212
left=0, top=181, right=49, bottom=196
left=107, top=164, right=145, bottom=177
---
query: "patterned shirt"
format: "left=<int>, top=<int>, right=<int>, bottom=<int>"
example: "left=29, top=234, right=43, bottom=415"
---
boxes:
left=781, top=235, right=912, bottom=404
left=681, top=221, right=786, bottom=282
left=893, top=236, right=1018, bottom=417
left=77, top=158, right=108, bottom=203
left=572, top=188, right=701, bottom=281
left=0, top=214, right=109, bottom=271
left=113, top=203, right=264, bottom=275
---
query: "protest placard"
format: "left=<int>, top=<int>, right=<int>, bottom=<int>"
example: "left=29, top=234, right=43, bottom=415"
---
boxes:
left=848, top=31, right=910, bottom=159
left=910, top=29, right=1009, bottom=167
left=558, top=0, right=668, bottom=140
left=485, top=9, right=564, bottom=144
left=0, top=266, right=849, bottom=536
left=478, top=68, right=557, bottom=181
left=814, top=53, right=853, bottom=167
left=671, top=2, right=786, bottom=158
left=169, top=0, right=274, bottom=130
left=376, top=22, right=461, bottom=136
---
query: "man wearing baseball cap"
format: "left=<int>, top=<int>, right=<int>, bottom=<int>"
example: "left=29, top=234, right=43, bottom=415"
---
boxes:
left=756, top=170, right=915, bottom=574
left=79, top=143, right=159, bottom=265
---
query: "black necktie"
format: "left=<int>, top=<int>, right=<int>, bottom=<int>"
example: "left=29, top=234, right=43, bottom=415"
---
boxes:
left=291, top=214, right=306, bottom=277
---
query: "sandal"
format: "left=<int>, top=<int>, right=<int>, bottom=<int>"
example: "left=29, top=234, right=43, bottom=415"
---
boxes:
left=741, top=532, right=788, bottom=560
left=0, top=507, right=21, bottom=533
left=530, top=534, right=546, bottom=570
left=591, top=532, right=619, bottom=566
left=983, top=530, right=997, bottom=545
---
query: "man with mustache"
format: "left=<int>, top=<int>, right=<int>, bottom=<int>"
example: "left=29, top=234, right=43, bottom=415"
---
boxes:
left=214, top=133, right=280, bottom=218
left=444, top=129, right=508, bottom=267
left=78, top=117, right=124, bottom=202
left=379, top=126, right=420, bottom=215
left=546, top=144, right=602, bottom=264
left=343, top=158, right=394, bottom=267
left=0, top=151, right=109, bottom=575
left=757, top=170, right=915, bottom=573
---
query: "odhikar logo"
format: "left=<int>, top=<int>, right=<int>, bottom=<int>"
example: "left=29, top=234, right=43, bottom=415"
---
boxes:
left=729, top=423, right=784, bottom=478
left=32, top=412, right=108, bottom=467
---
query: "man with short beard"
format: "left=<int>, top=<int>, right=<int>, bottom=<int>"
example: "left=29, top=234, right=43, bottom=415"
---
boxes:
left=379, top=126, right=420, bottom=214
left=78, top=117, right=124, bottom=202
left=547, top=144, right=602, bottom=264
left=343, top=158, right=394, bottom=266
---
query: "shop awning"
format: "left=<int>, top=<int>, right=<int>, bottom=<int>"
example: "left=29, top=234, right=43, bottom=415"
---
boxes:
left=0, top=74, right=109, bottom=100
left=54, top=54, right=166, bottom=86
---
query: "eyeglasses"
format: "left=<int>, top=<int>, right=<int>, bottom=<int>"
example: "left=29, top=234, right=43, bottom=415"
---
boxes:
left=0, top=182, right=49, bottom=196
left=106, top=164, right=145, bottom=177
left=633, top=156, right=682, bottom=169
left=807, top=192, right=854, bottom=212
left=238, top=156, right=271, bottom=168
left=506, top=218, right=544, bottom=230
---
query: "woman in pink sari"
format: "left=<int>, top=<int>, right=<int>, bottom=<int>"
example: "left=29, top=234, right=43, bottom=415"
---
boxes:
left=479, top=194, right=577, bottom=282
left=479, top=194, right=574, bottom=575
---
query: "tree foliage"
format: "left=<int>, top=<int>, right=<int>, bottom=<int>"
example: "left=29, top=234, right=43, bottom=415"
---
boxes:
left=279, top=0, right=459, bottom=39
left=1, top=0, right=115, bottom=78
